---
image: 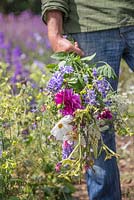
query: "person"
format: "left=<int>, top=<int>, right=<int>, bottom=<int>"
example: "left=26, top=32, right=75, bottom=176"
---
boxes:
left=41, top=1, right=134, bottom=199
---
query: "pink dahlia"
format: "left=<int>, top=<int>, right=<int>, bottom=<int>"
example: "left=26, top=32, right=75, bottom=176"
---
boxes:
left=54, top=88, right=82, bottom=116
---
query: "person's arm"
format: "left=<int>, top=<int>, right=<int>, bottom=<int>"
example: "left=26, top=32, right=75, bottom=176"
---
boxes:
left=46, top=10, right=84, bottom=56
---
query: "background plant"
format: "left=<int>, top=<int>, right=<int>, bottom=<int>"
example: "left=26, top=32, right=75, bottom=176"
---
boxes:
left=0, top=61, right=75, bottom=200
left=0, top=8, right=133, bottom=200
left=0, top=0, right=40, bottom=14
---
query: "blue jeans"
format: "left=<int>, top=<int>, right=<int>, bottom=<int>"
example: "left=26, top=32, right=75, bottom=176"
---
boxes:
left=70, top=26, right=134, bottom=200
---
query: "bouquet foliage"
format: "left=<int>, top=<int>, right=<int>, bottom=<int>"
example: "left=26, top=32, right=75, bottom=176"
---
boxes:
left=45, top=52, right=131, bottom=180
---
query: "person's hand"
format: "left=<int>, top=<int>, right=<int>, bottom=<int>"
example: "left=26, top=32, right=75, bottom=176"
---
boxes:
left=49, top=35, right=84, bottom=56
left=46, top=10, right=84, bottom=56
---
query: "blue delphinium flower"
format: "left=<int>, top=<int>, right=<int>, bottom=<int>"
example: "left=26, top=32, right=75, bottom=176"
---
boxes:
left=92, top=68, right=98, bottom=78
left=5, top=42, right=12, bottom=65
left=11, top=46, right=28, bottom=83
left=59, top=65, right=74, bottom=74
left=104, top=100, right=112, bottom=107
left=0, top=32, right=5, bottom=48
left=83, top=74, right=89, bottom=84
left=62, top=140, right=74, bottom=159
left=95, top=78, right=110, bottom=98
left=47, top=71, right=63, bottom=93
left=84, top=89, right=97, bottom=105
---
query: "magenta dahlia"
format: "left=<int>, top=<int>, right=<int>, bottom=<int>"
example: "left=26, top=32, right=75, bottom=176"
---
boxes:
left=54, top=88, right=82, bottom=116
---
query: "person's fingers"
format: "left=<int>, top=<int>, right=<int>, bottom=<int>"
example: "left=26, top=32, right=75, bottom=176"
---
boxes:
left=63, top=44, right=84, bottom=56
left=74, top=41, right=79, bottom=48
left=70, top=46, right=84, bottom=56
left=74, top=42, right=84, bottom=56
left=54, top=38, right=84, bottom=56
left=75, top=48, right=84, bottom=56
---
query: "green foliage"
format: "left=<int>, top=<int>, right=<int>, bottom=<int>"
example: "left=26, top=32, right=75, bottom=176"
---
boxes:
left=0, top=0, right=40, bottom=14
left=0, top=62, right=75, bottom=200
left=97, top=62, right=117, bottom=79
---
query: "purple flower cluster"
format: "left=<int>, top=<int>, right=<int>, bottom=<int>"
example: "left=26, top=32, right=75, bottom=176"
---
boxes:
left=0, top=32, right=5, bottom=48
left=62, top=140, right=74, bottom=159
left=92, top=68, right=98, bottom=78
left=0, top=11, right=51, bottom=84
left=59, top=65, right=74, bottom=74
left=83, top=74, right=89, bottom=84
left=11, top=46, right=23, bottom=83
left=47, top=71, right=63, bottom=93
left=83, top=89, right=97, bottom=105
left=0, top=33, right=12, bottom=65
left=95, top=78, right=110, bottom=98
left=47, top=65, right=74, bottom=93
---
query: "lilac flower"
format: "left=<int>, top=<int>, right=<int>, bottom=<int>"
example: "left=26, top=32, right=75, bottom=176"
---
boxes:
left=62, top=140, right=74, bottom=159
left=84, top=89, right=97, bottom=105
left=47, top=71, right=63, bottom=93
left=59, top=65, right=74, bottom=74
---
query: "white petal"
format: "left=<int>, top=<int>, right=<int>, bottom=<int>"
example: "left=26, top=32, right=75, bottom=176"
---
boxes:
left=50, top=115, right=74, bottom=141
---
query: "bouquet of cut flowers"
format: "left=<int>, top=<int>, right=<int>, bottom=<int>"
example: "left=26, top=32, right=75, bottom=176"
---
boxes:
left=45, top=52, right=131, bottom=179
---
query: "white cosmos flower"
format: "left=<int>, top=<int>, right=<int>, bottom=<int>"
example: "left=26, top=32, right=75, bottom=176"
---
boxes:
left=51, top=115, right=73, bottom=141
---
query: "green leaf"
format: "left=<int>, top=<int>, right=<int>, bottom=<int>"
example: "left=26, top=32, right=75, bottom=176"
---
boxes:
left=68, top=80, right=83, bottom=93
left=51, top=52, right=69, bottom=61
left=103, top=65, right=108, bottom=77
left=8, top=197, right=20, bottom=200
left=10, top=178, right=23, bottom=183
left=97, top=62, right=117, bottom=79
left=81, top=53, right=96, bottom=61
left=62, top=159, right=74, bottom=166
left=68, top=77, right=78, bottom=84
left=107, top=67, right=112, bottom=79
left=58, top=60, right=66, bottom=68
left=46, top=63, right=57, bottom=69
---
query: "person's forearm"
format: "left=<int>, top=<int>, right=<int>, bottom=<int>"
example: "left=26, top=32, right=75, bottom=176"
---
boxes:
left=47, top=10, right=63, bottom=44
left=45, top=10, right=84, bottom=56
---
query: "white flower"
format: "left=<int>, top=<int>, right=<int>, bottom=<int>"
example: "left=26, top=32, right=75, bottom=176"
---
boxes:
left=51, top=115, right=73, bottom=141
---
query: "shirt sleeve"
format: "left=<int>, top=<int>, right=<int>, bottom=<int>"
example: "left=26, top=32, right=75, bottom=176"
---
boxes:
left=41, top=0, right=69, bottom=24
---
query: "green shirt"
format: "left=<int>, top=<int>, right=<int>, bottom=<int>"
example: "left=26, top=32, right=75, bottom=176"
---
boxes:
left=41, top=0, right=134, bottom=33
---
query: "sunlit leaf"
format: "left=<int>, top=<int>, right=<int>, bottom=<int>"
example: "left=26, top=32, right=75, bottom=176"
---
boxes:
left=51, top=52, right=69, bottom=60
left=81, top=53, right=96, bottom=61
